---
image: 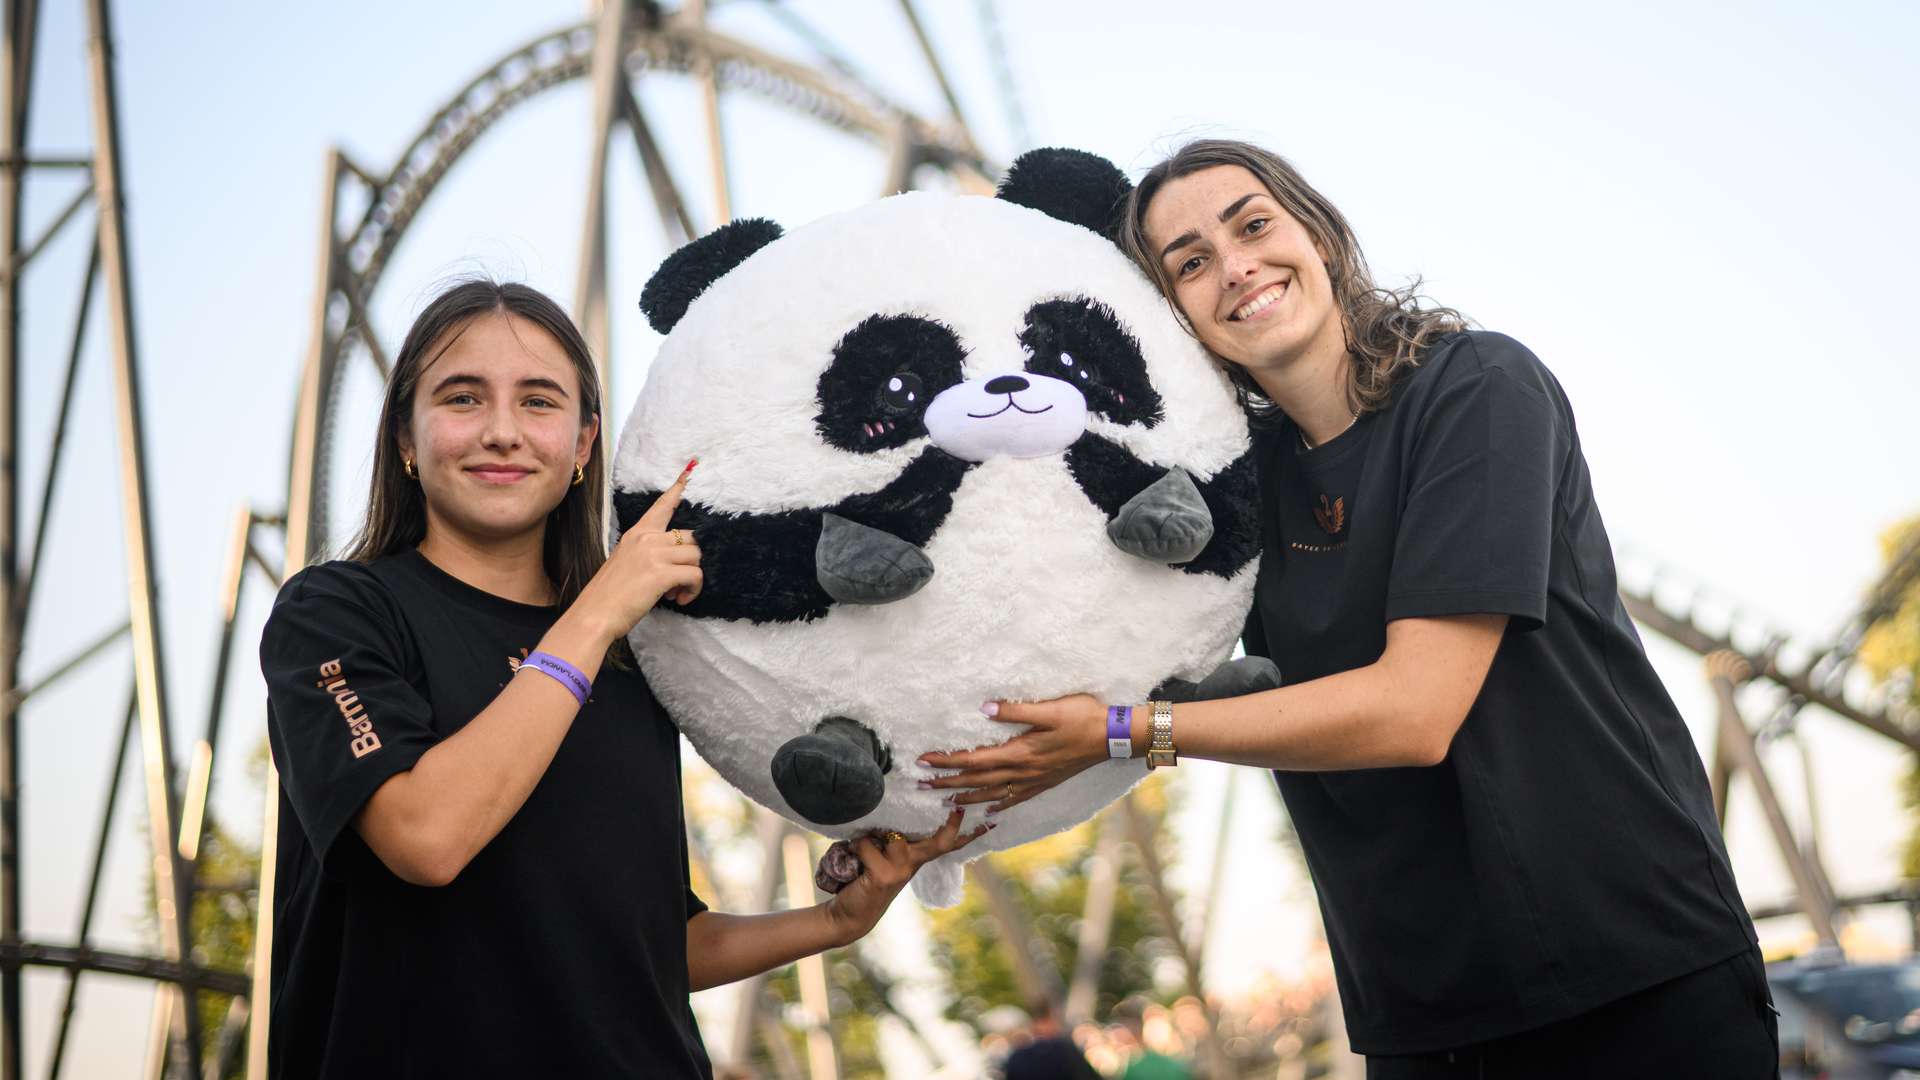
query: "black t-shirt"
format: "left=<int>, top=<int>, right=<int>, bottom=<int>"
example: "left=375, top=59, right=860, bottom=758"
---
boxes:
left=1243, top=331, right=1755, bottom=1055
left=261, top=549, right=712, bottom=1078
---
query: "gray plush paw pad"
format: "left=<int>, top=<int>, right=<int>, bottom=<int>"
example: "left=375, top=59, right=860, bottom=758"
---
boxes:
left=772, top=717, right=890, bottom=826
left=1107, top=467, right=1214, bottom=565
left=816, top=513, right=935, bottom=605
left=1153, top=656, right=1283, bottom=704
left=1194, top=655, right=1282, bottom=699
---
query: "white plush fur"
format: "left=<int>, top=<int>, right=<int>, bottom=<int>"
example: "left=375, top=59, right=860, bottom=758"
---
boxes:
left=614, top=192, right=1256, bottom=906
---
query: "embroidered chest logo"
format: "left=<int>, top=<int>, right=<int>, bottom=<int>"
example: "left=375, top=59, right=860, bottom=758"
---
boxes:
left=1291, top=493, right=1348, bottom=553
left=1313, top=494, right=1346, bottom=535
left=316, top=658, right=381, bottom=758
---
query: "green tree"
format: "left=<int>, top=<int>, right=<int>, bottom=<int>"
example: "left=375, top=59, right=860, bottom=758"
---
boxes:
left=926, top=782, right=1187, bottom=1033
left=1859, top=518, right=1920, bottom=878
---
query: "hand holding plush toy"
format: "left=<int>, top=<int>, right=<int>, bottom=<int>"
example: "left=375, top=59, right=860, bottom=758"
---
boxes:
left=612, top=149, right=1277, bottom=905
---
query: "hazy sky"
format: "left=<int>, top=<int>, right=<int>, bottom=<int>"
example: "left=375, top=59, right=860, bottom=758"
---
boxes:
left=11, top=1, right=1917, bottom=1073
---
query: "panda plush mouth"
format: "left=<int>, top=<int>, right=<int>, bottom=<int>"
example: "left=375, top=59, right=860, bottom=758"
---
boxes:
left=965, top=398, right=1054, bottom=419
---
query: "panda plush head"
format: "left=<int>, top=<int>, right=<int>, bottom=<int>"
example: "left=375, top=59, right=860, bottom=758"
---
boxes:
left=612, top=149, right=1272, bottom=906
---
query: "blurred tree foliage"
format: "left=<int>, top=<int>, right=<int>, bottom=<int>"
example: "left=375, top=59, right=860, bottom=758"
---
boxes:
left=142, top=739, right=267, bottom=1078
left=927, top=779, right=1187, bottom=1032
left=1858, top=518, right=1920, bottom=878
left=142, top=814, right=259, bottom=1079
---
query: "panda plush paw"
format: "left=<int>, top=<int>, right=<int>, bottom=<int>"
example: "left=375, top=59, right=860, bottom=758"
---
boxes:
left=816, top=513, right=936, bottom=605
left=1106, top=467, right=1215, bottom=565
left=771, top=715, right=893, bottom=826
left=1153, top=655, right=1283, bottom=703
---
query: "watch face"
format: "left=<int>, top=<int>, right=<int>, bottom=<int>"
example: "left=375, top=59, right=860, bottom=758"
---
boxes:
left=1148, top=748, right=1177, bottom=768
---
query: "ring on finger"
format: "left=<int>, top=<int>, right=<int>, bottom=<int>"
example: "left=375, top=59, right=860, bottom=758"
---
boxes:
left=672, top=529, right=687, bottom=546
left=1004, top=783, right=1013, bottom=801
left=881, top=830, right=906, bottom=845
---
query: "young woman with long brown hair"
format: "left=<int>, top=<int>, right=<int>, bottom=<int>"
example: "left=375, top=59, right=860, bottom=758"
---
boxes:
left=260, top=279, right=982, bottom=1077
left=920, top=142, right=1779, bottom=1077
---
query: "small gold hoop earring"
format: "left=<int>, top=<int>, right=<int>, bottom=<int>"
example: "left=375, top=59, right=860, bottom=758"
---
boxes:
left=572, top=463, right=585, bottom=487
left=402, top=457, right=416, bottom=480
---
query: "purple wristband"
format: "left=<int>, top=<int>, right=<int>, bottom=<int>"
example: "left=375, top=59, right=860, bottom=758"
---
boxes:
left=520, top=650, right=591, bottom=706
left=1106, top=705, right=1134, bottom=759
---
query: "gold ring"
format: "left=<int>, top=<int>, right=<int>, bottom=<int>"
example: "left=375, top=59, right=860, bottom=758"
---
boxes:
left=672, top=529, right=686, bottom=545
left=882, top=830, right=906, bottom=845
left=1004, top=783, right=1014, bottom=801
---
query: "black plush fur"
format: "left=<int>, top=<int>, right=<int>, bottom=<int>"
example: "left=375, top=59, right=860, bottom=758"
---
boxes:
left=1018, top=298, right=1165, bottom=429
left=639, top=218, right=785, bottom=334
left=1064, top=433, right=1261, bottom=579
left=613, top=449, right=975, bottom=624
left=814, top=315, right=969, bottom=454
left=614, top=431, right=1256, bottom=627
left=996, top=148, right=1133, bottom=243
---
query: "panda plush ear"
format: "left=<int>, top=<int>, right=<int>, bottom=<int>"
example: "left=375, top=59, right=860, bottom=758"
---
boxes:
left=996, top=148, right=1133, bottom=244
left=640, top=218, right=784, bottom=334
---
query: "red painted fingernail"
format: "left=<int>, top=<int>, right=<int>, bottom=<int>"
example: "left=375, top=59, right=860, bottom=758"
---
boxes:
left=980, top=701, right=999, bottom=717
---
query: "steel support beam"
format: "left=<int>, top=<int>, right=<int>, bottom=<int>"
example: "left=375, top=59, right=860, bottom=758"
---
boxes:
left=779, top=833, right=837, bottom=1080
left=84, top=0, right=202, bottom=1070
left=43, top=687, right=134, bottom=1080
left=1062, top=816, right=1119, bottom=1027
left=575, top=0, right=630, bottom=418
left=247, top=151, right=349, bottom=1080
left=1707, top=652, right=1840, bottom=948
left=0, top=1, right=40, bottom=1072
left=1621, top=588, right=1920, bottom=753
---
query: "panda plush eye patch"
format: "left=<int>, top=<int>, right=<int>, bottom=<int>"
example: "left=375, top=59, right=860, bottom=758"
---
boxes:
left=1017, top=298, right=1166, bottom=429
left=814, top=314, right=968, bottom=454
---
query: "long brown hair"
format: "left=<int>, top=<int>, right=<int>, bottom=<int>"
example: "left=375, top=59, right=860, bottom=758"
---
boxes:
left=1118, top=138, right=1468, bottom=418
left=342, top=279, right=608, bottom=610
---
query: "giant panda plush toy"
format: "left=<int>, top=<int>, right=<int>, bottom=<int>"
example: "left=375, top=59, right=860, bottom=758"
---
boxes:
left=612, top=149, right=1276, bottom=906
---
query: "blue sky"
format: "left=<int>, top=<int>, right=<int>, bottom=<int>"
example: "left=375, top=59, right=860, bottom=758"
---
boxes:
left=12, top=1, right=1918, bottom=1073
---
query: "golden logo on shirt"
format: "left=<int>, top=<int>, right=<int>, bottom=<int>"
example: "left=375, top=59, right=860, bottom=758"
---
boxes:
left=1314, top=494, right=1346, bottom=536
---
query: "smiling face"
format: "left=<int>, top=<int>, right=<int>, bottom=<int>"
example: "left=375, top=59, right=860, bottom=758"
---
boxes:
left=1143, top=164, right=1347, bottom=385
left=399, top=310, right=598, bottom=550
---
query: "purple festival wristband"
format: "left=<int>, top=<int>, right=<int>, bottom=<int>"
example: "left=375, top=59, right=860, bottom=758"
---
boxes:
left=1106, top=705, right=1134, bottom=760
left=520, top=650, right=591, bottom=706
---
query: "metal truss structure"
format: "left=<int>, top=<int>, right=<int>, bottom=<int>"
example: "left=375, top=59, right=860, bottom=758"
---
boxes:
left=0, top=2, right=1013, bottom=1076
left=1620, top=533, right=1920, bottom=949
left=2, top=0, right=1916, bottom=1077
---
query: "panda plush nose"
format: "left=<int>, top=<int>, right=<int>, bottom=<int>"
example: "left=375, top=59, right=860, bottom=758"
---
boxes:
left=923, top=371, right=1088, bottom=462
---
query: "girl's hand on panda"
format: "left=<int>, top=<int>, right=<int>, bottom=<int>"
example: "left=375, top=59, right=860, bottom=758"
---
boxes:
left=577, top=458, right=704, bottom=640
left=821, top=809, right=991, bottom=944
left=916, top=693, right=1109, bottom=813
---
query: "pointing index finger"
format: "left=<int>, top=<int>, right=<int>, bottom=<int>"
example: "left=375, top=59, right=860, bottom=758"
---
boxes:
left=636, top=457, right=698, bottom=533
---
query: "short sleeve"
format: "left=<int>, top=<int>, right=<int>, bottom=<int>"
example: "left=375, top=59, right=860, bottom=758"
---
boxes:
left=1385, top=337, right=1566, bottom=632
left=261, top=565, right=439, bottom=869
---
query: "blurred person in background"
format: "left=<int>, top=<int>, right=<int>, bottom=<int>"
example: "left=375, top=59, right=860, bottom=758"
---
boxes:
left=1001, top=1000, right=1101, bottom=1080
left=1111, top=997, right=1191, bottom=1080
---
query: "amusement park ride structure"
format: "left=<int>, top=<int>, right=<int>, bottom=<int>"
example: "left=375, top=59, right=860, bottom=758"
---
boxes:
left=0, top=1, right=1913, bottom=1078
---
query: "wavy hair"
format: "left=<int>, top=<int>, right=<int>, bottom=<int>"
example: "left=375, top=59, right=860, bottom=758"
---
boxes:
left=342, top=279, right=608, bottom=611
left=1118, top=139, right=1468, bottom=418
